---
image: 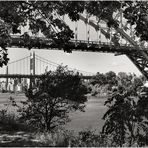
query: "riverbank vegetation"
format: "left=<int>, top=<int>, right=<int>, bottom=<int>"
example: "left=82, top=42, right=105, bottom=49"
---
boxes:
left=89, top=71, right=144, bottom=97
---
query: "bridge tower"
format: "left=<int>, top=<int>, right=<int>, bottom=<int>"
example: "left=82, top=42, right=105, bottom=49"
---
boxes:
left=30, top=51, right=35, bottom=88
left=30, top=51, right=35, bottom=75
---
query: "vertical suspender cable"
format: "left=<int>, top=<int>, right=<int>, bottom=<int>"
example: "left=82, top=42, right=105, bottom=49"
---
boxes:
left=96, top=16, right=99, bottom=42
left=30, top=53, right=31, bottom=75
left=13, top=63, right=14, bottom=75
left=40, top=57, right=41, bottom=74
left=99, top=27, right=101, bottom=43
left=36, top=57, right=38, bottom=75
left=20, top=60, right=21, bottom=74
left=26, top=57, right=29, bottom=74
left=43, top=61, right=45, bottom=73
left=22, top=59, right=24, bottom=74
left=110, top=28, right=112, bottom=46
left=130, top=24, right=132, bottom=47
left=16, top=62, right=17, bottom=74
left=87, top=18, right=90, bottom=44
left=75, top=21, right=78, bottom=45
left=120, top=2, right=123, bottom=45
left=25, top=57, right=27, bottom=75
left=96, top=24, right=99, bottom=43
left=107, top=28, right=110, bottom=45
left=85, top=14, right=88, bottom=42
left=13, top=63, right=15, bottom=74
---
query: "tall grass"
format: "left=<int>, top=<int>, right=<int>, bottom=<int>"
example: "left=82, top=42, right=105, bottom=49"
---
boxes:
left=33, top=129, right=110, bottom=147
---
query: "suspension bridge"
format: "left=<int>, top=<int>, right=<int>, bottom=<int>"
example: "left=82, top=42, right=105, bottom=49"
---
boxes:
left=0, top=52, right=93, bottom=92
left=1, top=7, right=148, bottom=80
left=0, top=52, right=93, bottom=78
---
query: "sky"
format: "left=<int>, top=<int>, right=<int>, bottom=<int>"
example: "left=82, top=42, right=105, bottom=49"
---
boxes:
left=5, top=47, right=141, bottom=76
left=0, top=14, right=142, bottom=76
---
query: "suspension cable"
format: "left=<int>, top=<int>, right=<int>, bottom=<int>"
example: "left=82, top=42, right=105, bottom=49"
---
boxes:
left=9, top=56, right=30, bottom=65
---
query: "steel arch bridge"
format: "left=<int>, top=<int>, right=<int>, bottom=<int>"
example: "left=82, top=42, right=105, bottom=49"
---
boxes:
left=1, top=9, right=148, bottom=79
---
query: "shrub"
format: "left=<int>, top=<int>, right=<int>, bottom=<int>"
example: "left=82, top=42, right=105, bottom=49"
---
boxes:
left=0, top=108, right=30, bottom=132
left=69, top=129, right=108, bottom=147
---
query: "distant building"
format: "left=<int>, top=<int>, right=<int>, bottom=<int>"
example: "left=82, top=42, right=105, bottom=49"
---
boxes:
left=1, top=81, right=6, bottom=91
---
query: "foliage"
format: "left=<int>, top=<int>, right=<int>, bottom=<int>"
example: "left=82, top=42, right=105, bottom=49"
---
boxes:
left=123, top=1, right=148, bottom=41
left=102, top=87, right=136, bottom=146
left=102, top=74, right=148, bottom=147
left=0, top=21, right=11, bottom=67
left=105, top=71, right=117, bottom=90
left=16, top=66, right=87, bottom=132
left=90, top=71, right=144, bottom=96
left=0, top=108, right=30, bottom=132
left=33, top=131, right=63, bottom=146
left=70, top=129, right=109, bottom=147
left=0, top=109, right=18, bottom=131
left=90, top=72, right=107, bottom=86
left=90, top=71, right=117, bottom=87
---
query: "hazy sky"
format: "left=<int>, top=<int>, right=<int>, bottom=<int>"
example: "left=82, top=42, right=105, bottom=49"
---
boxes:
left=5, top=47, right=141, bottom=76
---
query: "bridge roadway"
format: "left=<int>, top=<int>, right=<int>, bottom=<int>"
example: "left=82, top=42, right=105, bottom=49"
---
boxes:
left=0, top=74, right=93, bottom=79
left=10, top=35, right=146, bottom=54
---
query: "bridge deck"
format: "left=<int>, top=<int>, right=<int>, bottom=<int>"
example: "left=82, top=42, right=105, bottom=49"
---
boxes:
left=0, top=74, right=92, bottom=79
left=9, top=36, right=146, bottom=53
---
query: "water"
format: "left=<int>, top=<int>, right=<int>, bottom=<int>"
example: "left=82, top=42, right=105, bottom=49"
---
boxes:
left=0, top=93, right=107, bottom=133
left=66, top=96, right=107, bottom=133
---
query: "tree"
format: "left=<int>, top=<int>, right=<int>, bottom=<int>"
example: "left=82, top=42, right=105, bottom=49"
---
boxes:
left=102, top=74, right=148, bottom=147
left=90, top=72, right=107, bottom=86
left=102, top=86, right=136, bottom=146
left=17, top=66, right=88, bottom=131
left=105, top=71, right=117, bottom=90
left=117, top=72, right=133, bottom=88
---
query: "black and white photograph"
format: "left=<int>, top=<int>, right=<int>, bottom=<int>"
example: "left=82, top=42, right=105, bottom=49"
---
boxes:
left=0, top=0, right=148, bottom=147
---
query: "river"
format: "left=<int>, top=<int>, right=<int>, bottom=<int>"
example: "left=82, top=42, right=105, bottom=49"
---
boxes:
left=0, top=93, right=107, bottom=133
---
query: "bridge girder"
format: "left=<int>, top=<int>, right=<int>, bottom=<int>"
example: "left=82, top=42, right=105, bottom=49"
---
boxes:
left=9, top=35, right=148, bottom=53
left=127, top=52, right=148, bottom=80
left=0, top=74, right=92, bottom=80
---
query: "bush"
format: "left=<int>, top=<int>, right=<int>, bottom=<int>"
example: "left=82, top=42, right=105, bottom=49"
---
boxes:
left=0, top=97, right=33, bottom=132
left=68, top=129, right=109, bottom=147
left=0, top=108, right=31, bottom=132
